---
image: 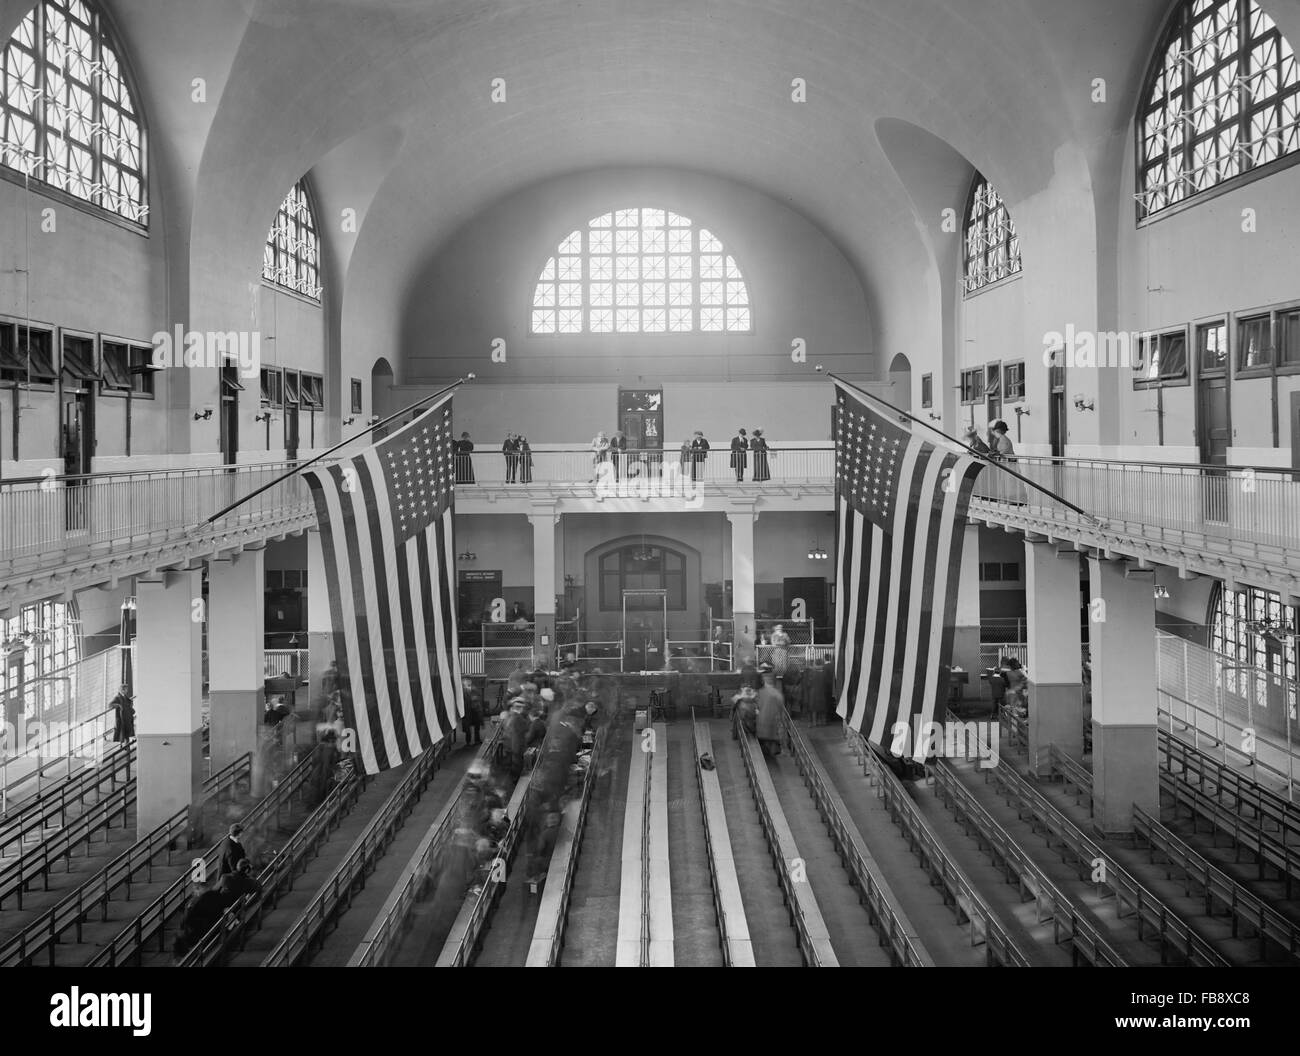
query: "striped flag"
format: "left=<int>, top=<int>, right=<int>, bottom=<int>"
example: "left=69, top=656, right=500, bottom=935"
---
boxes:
left=832, top=381, right=985, bottom=760
left=302, top=396, right=463, bottom=774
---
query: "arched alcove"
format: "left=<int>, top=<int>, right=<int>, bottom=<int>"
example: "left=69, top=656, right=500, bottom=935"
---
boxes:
left=888, top=352, right=913, bottom=414
left=370, top=357, right=395, bottom=421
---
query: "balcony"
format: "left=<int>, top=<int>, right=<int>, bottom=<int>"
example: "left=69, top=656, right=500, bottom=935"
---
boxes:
left=0, top=462, right=318, bottom=613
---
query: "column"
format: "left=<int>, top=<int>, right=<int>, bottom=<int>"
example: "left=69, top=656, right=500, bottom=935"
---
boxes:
left=307, top=528, right=335, bottom=718
left=1088, top=556, right=1158, bottom=834
left=727, top=509, right=756, bottom=666
left=208, top=546, right=265, bottom=786
left=529, top=506, right=557, bottom=667
left=1025, top=541, right=1083, bottom=774
left=951, top=523, right=981, bottom=700
left=134, top=569, right=203, bottom=841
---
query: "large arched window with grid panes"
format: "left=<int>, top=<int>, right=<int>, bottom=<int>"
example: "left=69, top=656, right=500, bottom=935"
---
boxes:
left=530, top=207, right=751, bottom=334
left=263, top=178, right=322, bottom=301
left=1, top=599, right=81, bottom=726
left=0, top=0, right=146, bottom=223
left=1137, top=0, right=1299, bottom=219
left=963, top=174, right=1021, bottom=293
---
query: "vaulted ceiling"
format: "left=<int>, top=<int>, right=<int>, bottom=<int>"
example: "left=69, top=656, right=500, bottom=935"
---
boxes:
left=9, top=0, right=1299, bottom=371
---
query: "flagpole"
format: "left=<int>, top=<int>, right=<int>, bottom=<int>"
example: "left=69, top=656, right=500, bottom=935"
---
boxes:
left=825, top=371, right=1100, bottom=523
left=200, top=374, right=474, bottom=528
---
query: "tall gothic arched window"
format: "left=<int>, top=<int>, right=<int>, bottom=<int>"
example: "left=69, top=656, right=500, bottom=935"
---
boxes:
left=1137, top=0, right=1300, bottom=218
left=963, top=173, right=1021, bottom=293
left=263, top=178, right=322, bottom=301
left=530, top=207, right=751, bottom=335
left=0, top=0, right=147, bottom=222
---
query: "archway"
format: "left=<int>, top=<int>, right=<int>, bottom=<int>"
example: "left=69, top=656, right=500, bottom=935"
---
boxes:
left=370, top=357, right=395, bottom=422
left=888, top=352, right=912, bottom=414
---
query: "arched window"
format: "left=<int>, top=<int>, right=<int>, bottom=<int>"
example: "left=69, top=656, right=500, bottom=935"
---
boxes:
left=1209, top=582, right=1298, bottom=690
left=0, top=0, right=146, bottom=222
left=1137, top=0, right=1300, bottom=218
left=530, top=207, right=751, bottom=335
left=263, top=178, right=322, bottom=301
left=963, top=174, right=1021, bottom=293
left=599, top=544, right=687, bottom=610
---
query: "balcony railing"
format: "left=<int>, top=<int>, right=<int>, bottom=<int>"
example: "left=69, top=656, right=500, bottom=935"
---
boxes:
left=0, top=461, right=320, bottom=572
left=970, top=456, right=1300, bottom=557
left=454, top=446, right=834, bottom=488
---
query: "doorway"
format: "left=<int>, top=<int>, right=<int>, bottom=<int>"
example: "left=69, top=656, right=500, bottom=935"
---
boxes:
left=220, top=364, right=242, bottom=466
left=60, top=388, right=94, bottom=529
left=618, top=388, right=663, bottom=458
left=1195, top=321, right=1230, bottom=521
left=1290, top=392, right=1300, bottom=475
left=622, top=588, right=667, bottom=672
left=888, top=353, right=912, bottom=414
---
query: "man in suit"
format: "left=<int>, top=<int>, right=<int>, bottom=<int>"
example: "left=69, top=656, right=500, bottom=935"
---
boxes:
left=219, top=823, right=247, bottom=877
left=690, top=430, right=709, bottom=481
left=609, top=429, right=628, bottom=479
left=502, top=433, right=520, bottom=482
left=729, top=428, right=748, bottom=481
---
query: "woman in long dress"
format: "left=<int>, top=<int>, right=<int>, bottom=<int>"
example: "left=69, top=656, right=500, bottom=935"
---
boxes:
left=453, top=432, right=475, bottom=484
left=750, top=429, right=771, bottom=482
left=518, top=435, right=533, bottom=483
left=769, top=623, right=790, bottom=675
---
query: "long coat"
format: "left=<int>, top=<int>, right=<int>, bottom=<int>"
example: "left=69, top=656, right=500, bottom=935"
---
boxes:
left=755, top=685, right=783, bottom=742
left=729, top=435, right=748, bottom=471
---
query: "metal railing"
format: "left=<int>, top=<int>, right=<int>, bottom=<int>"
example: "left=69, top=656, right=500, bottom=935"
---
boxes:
left=346, top=727, right=504, bottom=967
left=526, top=723, right=609, bottom=967
left=260, top=739, right=450, bottom=966
left=842, top=726, right=1030, bottom=967
left=264, top=649, right=309, bottom=680
left=454, top=446, right=835, bottom=489
left=86, top=743, right=320, bottom=967
left=731, top=708, right=836, bottom=966
left=0, top=741, right=133, bottom=858
left=1, top=706, right=118, bottom=816
left=786, top=715, right=933, bottom=966
left=970, top=455, right=1300, bottom=558
left=0, top=460, right=321, bottom=572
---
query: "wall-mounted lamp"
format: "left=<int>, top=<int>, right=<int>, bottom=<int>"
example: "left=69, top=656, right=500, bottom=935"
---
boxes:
left=367, top=415, right=381, bottom=425
left=193, top=407, right=214, bottom=421
left=254, top=411, right=273, bottom=423
left=1014, top=406, right=1030, bottom=418
left=457, top=550, right=477, bottom=561
left=1072, top=395, right=1095, bottom=412
left=1153, top=585, right=1170, bottom=600
left=343, top=416, right=356, bottom=426
left=927, top=412, right=942, bottom=421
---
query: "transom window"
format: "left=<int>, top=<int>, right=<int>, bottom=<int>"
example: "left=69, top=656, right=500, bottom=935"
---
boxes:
left=263, top=178, right=322, bottom=301
left=530, top=207, right=752, bottom=334
left=963, top=174, right=1022, bottom=293
left=599, top=544, right=687, bottom=611
left=1137, top=0, right=1300, bottom=219
left=0, top=0, right=146, bottom=223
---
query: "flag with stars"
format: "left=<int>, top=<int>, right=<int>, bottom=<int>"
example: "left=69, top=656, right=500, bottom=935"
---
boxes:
left=301, top=395, right=462, bottom=774
left=832, top=380, right=985, bottom=760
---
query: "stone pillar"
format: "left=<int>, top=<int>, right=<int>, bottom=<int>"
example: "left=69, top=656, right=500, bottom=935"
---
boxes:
left=208, top=546, right=265, bottom=788
left=134, top=569, right=204, bottom=841
left=1088, top=557, right=1158, bottom=835
left=530, top=506, right=557, bottom=668
left=1025, top=541, right=1083, bottom=774
left=727, top=510, right=756, bottom=666
left=307, top=528, right=336, bottom=720
left=952, top=523, right=981, bottom=700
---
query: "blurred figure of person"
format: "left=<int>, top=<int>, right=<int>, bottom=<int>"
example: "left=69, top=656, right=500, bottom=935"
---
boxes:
left=497, top=697, right=529, bottom=781
left=590, top=431, right=610, bottom=480
left=454, top=432, right=475, bottom=483
left=525, top=798, right=562, bottom=888
left=782, top=662, right=803, bottom=716
left=1001, top=656, right=1028, bottom=716
left=750, top=429, right=771, bottom=482
left=218, top=857, right=261, bottom=904
left=518, top=435, right=533, bottom=484
left=679, top=436, right=693, bottom=474
left=461, top=676, right=483, bottom=746
left=503, top=432, right=520, bottom=482
left=802, top=656, right=833, bottom=726
left=769, top=623, right=791, bottom=675
left=989, top=420, right=1015, bottom=462
left=173, top=885, right=229, bottom=959
left=739, top=653, right=761, bottom=691
left=219, top=823, right=247, bottom=877
left=729, top=428, right=748, bottom=482
left=609, top=429, right=628, bottom=478
left=311, top=727, right=340, bottom=803
left=732, top=684, right=758, bottom=736
left=755, top=664, right=783, bottom=758
left=110, top=685, right=134, bottom=742
left=689, top=430, right=709, bottom=481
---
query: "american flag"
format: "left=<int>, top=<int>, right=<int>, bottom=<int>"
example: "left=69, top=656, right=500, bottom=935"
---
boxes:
left=302, top=396, right=463, bottom=774
left=832, top=380, right=985, bottom=759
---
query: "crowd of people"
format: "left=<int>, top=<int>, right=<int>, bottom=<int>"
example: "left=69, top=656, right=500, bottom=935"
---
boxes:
left=732, top=656, right=835, bottom=758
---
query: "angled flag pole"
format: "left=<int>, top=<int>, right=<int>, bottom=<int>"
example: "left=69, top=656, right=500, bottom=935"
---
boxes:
left=200, top=374, right=475, bottom=528
left=825, top=371, right=1101, bottom=524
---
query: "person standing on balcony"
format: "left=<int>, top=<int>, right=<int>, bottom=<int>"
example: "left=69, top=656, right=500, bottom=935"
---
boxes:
left=454, top=432, right=475, bottom=483
left=989, top=420, right=1015, bottom=462
left=609, top=429, right=628, bottom=479
left=962, top=426, right=990, bottom=457
left=518, top=435, right=533, bottom=483
left=690, top=430, right=709, bottom=481
left=503, top=433, right=520, bottom=483
left=729, top=428, right=748, bottom=481
left=590, top=431, right=610, bottom=481
left=750, top=429, right=771, bottom=482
